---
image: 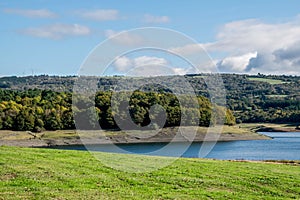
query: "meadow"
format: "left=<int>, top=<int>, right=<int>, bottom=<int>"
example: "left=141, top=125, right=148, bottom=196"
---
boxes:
left=0, top=146, right=299, bottom=199
left=248, top=77, right=287, bottom=85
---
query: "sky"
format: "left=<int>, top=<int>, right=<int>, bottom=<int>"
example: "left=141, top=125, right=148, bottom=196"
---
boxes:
left=1, top=0, right=300, bottom=76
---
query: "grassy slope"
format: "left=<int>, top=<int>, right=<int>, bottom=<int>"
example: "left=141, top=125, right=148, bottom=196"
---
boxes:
left=248, top=77, right=286, bottom=84
left=0, top=146, right=299, bottom=199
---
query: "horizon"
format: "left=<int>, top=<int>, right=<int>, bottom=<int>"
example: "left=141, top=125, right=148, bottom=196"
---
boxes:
left=0, top=72, right=300, bottom=78
left=1, top=72, right=300, bottom=79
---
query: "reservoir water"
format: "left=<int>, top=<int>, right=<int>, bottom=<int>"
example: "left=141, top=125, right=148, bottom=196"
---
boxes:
left=52, top=132, right=300, bottom=160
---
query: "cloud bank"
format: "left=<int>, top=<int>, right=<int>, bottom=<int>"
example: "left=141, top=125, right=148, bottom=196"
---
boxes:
left=218, top=52, right=258, bottom=72
left=172, top=16, right=300, bottom=75
left=210, top=18, right=300, bottom=74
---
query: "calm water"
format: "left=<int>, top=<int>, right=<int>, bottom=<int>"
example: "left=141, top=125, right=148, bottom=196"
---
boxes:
left=52, top=132, right=300, bottom=160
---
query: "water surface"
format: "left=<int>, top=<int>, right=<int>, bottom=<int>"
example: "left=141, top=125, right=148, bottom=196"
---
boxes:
left=51, top=132, right=300, bottom=160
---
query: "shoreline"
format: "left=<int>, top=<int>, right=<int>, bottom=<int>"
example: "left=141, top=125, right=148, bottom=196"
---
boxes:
left=3, top=123, right=300, bottom=148
left=256, top=127, right=300, bottom=132
left=239, top=123, right=300, bottom=133
left=0, top=125, right=270, bottom=147
left=228, top=159, right=300, bottom=166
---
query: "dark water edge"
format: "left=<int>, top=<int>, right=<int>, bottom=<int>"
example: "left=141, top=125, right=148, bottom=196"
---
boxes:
left=48, top=132, right=300, bottom=161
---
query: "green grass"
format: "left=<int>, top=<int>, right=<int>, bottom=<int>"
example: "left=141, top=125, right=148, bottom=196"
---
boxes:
left=0, top=146, right=299, bottom=199
left=248, top=77, right=287, bottom=85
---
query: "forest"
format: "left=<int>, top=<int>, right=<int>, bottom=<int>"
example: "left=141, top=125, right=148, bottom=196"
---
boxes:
left=0, top=89, right=235, bottom=132
left=0, top=73, right=299, bottom=132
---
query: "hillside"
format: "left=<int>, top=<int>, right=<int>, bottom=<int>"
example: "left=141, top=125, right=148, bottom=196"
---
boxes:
left=1, top=73, right=300, bottom=124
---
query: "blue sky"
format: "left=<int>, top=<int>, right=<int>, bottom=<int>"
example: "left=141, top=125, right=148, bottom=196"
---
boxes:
left=1, top=0, right=300, bottom=76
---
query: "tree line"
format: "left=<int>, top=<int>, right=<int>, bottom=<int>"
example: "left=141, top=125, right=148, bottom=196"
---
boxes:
left=0, top=89, right=236, bottom=132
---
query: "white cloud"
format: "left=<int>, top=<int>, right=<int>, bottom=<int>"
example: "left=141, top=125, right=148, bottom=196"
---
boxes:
left=114, top=56, right=132, bottom=72
left=76, top=9, right=119, bottom=21
left=114, top=56, right=168, bottom=72
left=170, top=16, right=300, bottom=74
left=113, top=55, right=192, bottom=76
left=207, top=18, right=300, bottom=74
left=4, top=8, right=57, bottom=18
left=20, top=24, right=91, bottom=39
left=204, top=19, right=300, bottom=53
left=172, top=67, right=192, bottom=75
left=218, top=52, right=257, bottom=72
left=104, top=29, right=144, bottom=46
left=143, top=14, right=170, bottom=23
left=127, top=65, right=173, bottom=77
left=133, top=56, right=168, bottom=67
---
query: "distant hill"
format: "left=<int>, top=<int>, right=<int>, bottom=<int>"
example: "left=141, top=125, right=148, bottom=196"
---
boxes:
left=1, top=73, right=300, bottom=124
left=0, top=75, right=76, bottom=92
left=1, top=73, right=300, bottom=95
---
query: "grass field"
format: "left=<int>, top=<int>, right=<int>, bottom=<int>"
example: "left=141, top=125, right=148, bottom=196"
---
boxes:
left=248, top=77, right=287, bottom=84
left=0, top=146, right=299, bottom=199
